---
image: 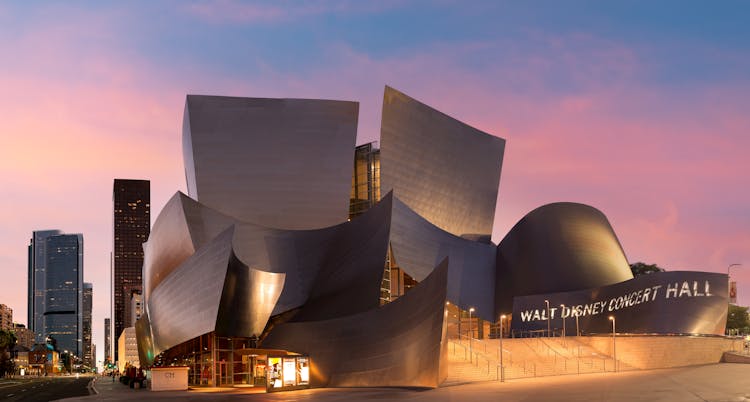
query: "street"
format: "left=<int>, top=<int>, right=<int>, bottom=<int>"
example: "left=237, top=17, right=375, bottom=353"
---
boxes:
left=0, top=376, right=91, bottom=402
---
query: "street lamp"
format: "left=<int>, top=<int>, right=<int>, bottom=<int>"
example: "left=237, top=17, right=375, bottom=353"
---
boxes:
left=560, top=304, right=566, bottom=338
left=609, top=316, right=617, bottom=372
left=499, top=314, right=506, bottom=382
left=468, top=307, right=475, bottom=356
left=575, top=313, right=580, bottom=337
left=544, top=300, right=551, bottom=336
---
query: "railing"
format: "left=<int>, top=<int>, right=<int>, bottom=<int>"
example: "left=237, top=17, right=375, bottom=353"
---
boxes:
left=448, top=335, right=619, bottom=381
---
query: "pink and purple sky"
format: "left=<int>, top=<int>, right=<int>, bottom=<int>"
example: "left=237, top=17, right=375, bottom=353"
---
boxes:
left=1, top=1, right=748, bottom=366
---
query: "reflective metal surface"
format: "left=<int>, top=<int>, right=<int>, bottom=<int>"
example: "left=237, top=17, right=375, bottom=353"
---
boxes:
left=390, top=196, right=497, bottom=322
left=380, top=86, right=505, bottom=237
left=495, top=202, right=634, bottom=313
left=183, top=95, right=358, bottom=230
left=512, top=271, right=728, bottom=335
left=261, top=258, right=449, bottom=388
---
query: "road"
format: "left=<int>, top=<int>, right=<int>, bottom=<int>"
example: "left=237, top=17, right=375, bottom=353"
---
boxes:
left=0, top=376, right=91, bottom=402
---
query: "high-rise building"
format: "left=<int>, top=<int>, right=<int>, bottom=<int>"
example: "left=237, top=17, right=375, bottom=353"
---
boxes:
left=104, top=318, right=111, bottom=364
left=43, top=233, right=84, bottom=356
left=112, top=179, right=150, bottom=362
left=0, top=304, right=12, bottom=330
left=12, top=323, right=34, bottom=349
left=28, top=230, right=62, bottom=342
left=82, top=282, right=93, bottom=367
left=129, top=292, right=143, bottom=327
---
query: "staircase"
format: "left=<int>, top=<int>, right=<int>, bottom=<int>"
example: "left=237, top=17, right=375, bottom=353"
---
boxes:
left=443, top=335, right=629, bottom=385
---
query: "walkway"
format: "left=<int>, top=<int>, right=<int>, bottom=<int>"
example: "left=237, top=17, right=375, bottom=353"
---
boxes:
left=58, top=364, right=750, bottom=402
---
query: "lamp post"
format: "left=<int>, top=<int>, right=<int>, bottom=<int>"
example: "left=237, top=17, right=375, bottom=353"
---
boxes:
left=544, top=299, right=551, bottom=336
left=609, top=316, right=617, bottom=372
left=560, top=304, right=567, bottom=338
left=575, top=314, right=580, bottom=337
left=499, top=314, right=506, bottom=382
left=468, top=307, right=475, bottom=356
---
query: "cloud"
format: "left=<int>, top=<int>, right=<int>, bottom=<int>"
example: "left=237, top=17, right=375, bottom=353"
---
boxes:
left=181, top=0, right=402, bottom=23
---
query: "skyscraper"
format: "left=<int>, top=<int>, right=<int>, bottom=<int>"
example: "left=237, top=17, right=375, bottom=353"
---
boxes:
left=104, top=318, right=111, bottom=364
left=28, top=230, right=61, bottom=343
left=82, top=282, right=93, bottom=367
left=43, top=233, right=84, bottom=356
left=112, top=179, right=150, bottom=362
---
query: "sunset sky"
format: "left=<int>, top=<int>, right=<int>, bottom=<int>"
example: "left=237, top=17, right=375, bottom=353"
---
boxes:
left=1, top=1, right=748, bottom=367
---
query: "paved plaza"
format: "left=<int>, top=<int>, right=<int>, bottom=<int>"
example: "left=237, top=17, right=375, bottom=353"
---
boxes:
left=57, top=363, right=750, bottom=402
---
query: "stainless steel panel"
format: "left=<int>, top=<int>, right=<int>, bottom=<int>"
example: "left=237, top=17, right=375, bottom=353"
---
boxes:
left=146, top=225, right=286, bottom=353
left=183, top=95, right=358, bottom=230
left=147, top=227, right=235, bottom=352
left=380, top=86, right=505, bottom=237
left=512, top=271, right=728, bottom=335
left=495, top=202, right=634, bottom=313
left=390, top=196, right=497, bottom=322
left=261, top=258, right=450, bottom=388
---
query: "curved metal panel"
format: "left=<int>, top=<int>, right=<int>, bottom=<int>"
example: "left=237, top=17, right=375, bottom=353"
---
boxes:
left=390, top=196, right=497, bottom=321
left=380, top=86, right=505, bottom=237
left=495, top=202, right=634, bottom=313
left=148, top=227, right=234, bottom=352
left=183, top=95, right=358, bottom=230
left=261, top=258, right=449, bottom=388
left=215, top=253, right=285, bottom=338
left=134, top=309, right=154, bottom=366
left=511, top=271, right=728, bottom=335
left=152, top=191, right=392, bottom=319
left=142, top=192, right=197, bottom=300
left=289, top=193, right=392, bottom=322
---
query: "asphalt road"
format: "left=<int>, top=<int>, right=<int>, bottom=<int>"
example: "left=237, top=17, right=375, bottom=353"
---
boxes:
left=0, top=376, right=91, bottom=402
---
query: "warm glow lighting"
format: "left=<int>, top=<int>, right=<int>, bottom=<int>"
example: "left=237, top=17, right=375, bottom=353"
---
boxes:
left=609, top=316, right=614, bottom=320
left=501, top=314, right=506, bottom=319
left=469, top=307, right=475, bottom=312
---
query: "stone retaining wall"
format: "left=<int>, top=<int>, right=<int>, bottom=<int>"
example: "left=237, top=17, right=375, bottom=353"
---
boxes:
left=577, top=336, right=743, bottom=370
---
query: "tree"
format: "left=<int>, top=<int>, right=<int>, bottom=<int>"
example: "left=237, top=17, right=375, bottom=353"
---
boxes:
left=0, top=329, right=17, bottom=378
left=629, top=262, right=665, bottom=277
left=727, top=304, right=750, bottom=334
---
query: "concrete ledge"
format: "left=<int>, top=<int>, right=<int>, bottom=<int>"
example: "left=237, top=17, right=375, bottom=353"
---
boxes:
left=578, top=335, right=742, bottom=370
left=721, top=351, right=750, bottom=363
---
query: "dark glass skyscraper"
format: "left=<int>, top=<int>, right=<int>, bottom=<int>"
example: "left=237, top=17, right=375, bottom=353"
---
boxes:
left=82, top=282, right=93, bottom=367
left=44, top=233, right=84, bottom=356
left=28, top=229, right=61, bottom=343
left=112, top=179, right=150, bottom=362
left=104, top=318, right=111, bottom=364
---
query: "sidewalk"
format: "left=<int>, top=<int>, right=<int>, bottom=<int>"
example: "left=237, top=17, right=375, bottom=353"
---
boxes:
left=59, top=363, right=750, bottom=402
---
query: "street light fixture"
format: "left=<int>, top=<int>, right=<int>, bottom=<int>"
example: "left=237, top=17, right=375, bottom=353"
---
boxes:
left=499, top=314, right=506, bottom=382
left=468, top=307, right=475, bottom=356
left=609, top=316, right=617, bottom=372
left=560, top=304, right=566, bottom=338
left=544, top=300, right=551, bottom=336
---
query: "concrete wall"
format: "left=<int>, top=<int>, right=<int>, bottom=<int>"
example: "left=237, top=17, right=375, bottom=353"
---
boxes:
left=578, top=335, right=741, bottom=370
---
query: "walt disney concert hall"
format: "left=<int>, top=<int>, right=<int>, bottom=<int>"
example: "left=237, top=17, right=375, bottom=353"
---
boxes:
left=136, top=86, right=728, bottom=390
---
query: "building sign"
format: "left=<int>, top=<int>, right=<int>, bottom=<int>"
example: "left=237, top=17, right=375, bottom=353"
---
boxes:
left=267, top=355, right=311, bottom=392
left=511, top=271, right=728, bottom=336
left=151, top=367, right=189, bottom=391
left=730, top=281, right=737, bottom=304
